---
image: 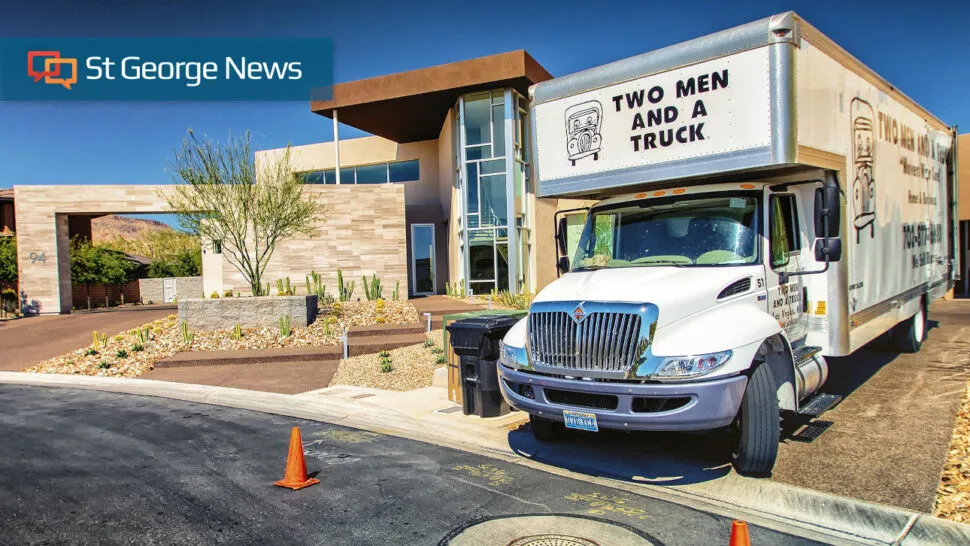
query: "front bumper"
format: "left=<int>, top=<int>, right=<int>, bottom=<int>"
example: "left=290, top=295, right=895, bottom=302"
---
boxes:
left=498, top=364, right=747, bottom=431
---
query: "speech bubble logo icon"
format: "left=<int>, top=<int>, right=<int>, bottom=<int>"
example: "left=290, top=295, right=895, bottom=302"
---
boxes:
left=27, top=50, right=61, bottom=82
left=44, top=57, right=77, bottom=90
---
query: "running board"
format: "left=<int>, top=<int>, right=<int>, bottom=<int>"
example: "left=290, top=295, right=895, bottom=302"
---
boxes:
left=797, top=393, right=842, bottom=417
left=792, top=345, right=822, bottom=365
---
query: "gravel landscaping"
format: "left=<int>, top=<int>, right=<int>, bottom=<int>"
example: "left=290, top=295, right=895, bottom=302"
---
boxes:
left=936, top=383, right=970, bottom=522
left=24, top=300, right=419, bottom=378
left=331, top=329, right=446, bottom=391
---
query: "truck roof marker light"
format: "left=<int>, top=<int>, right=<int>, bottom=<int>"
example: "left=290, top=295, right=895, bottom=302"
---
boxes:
left=740, top=184, right=756, bottom=189
left=635, top=193, right=647, bottom=199
left=672, top=188, right=686, bottom=194
left=652, top=191, right=666, bottom=197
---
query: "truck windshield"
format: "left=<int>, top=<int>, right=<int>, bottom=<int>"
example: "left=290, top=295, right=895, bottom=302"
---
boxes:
left=572, top=192, right=761, bottom=270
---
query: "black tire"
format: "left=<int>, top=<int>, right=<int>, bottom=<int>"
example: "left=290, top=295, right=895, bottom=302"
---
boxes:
left=530, top=414, right=565, bottom=442
left=891, top=301, right=926, bottom=353
left=731, top=364, right=780, bottom=475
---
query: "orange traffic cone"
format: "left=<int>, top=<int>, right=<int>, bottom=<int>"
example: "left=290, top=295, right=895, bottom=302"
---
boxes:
left=274, top=427, right=320, bottom=490
left=729, top=520, right=751, bottom=546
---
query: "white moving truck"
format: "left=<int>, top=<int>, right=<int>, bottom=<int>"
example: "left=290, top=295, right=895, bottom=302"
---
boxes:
left=497, top=12, right=958, bottom=474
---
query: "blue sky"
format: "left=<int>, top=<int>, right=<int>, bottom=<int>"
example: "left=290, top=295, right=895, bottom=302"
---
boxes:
left=1, top=0, right=968, bottom=226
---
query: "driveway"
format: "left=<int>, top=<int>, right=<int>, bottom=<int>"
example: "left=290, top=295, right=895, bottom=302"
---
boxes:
left=0, top=385, right=822, bottom=545
left=0, top=305, right=175, bottom=371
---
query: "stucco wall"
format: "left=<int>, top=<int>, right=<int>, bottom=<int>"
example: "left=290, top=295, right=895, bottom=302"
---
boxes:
left=959, top=134, right=969, bottom=221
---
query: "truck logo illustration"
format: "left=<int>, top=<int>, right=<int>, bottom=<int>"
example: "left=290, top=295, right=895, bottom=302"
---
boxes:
left=851, top=98, right=876, bottom=243
left=565, top=101, right=602, bottom=166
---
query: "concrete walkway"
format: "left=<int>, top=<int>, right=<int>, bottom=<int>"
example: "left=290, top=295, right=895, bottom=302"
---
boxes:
left=0, top=305, right=176, bottom=371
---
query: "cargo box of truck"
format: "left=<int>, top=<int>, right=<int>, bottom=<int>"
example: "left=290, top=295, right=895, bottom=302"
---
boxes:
left=498, top=12, right=958, bottom=474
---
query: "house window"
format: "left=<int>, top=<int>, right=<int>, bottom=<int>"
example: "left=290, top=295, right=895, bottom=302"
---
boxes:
left=299, top=159, right=420, bottom=185
left=212, top=240, right=222, bottom=255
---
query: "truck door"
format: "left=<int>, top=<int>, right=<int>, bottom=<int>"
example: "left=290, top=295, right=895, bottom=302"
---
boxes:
left=765, top=191, right=808, bottom=343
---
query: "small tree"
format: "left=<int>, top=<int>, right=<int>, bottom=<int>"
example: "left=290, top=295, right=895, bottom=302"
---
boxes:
left=70, top=237, right=99, bottom=309
left=0, top=236, right=16, bottom=317
left=163, top=131, right=327, bottom=296
left=0, top=236, right=16, bottom=286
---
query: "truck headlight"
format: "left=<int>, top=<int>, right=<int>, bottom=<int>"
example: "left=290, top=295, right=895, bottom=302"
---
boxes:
left=499, top=340, right=529, bottom=370
left=655, top=351, right=732, bottom=378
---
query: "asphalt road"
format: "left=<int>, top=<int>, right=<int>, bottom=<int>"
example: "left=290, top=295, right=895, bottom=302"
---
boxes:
left=0, top=385, right=823, bottom=545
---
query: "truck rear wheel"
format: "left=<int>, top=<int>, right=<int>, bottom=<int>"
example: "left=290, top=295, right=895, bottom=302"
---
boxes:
left=731, top=363, right=779, bottom=475
left=891, top=302, right=926, bottom=353
left=530, top=414, right=565, bottom=442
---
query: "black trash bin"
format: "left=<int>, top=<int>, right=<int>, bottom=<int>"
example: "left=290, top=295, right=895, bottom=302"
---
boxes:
left=446, top=315, right=520, bottom=418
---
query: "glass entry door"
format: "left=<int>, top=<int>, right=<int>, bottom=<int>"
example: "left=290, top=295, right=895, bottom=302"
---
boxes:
left=411, top=224, right=436, bottom=295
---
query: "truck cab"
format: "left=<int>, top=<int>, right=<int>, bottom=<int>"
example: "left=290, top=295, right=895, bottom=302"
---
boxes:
left=499, top=177, right=844, bottom=474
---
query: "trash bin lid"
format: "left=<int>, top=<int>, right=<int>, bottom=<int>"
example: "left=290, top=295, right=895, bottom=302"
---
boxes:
left=446, top=314, right=522, bottom=352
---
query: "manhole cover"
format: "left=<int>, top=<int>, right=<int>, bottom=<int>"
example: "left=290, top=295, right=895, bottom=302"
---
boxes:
left=507, top=534, right=599, bottom=546
left=441, top=515, right=655, bottom=546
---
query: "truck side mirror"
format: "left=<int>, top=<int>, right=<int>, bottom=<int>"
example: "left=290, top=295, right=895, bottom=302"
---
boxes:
left=556, top=217, right=568, bottom=256
left=557, top=256, right=570, bottom=275
left=815, top=238, right=842, bottom=262
left=814, top=186, right=841, bottom=238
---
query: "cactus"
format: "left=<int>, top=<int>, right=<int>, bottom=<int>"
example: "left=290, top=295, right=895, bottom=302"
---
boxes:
left=332, top=301, right=342, bottom=316
left=92, top=330, right=100, bottom=348
left=231, top=324, right=243, bottom=340
left=379, top=358, right=393, bottom=373
left=278, top=315, right=292, bottom=337
left=305, top=276, right=312, bottom=295
left=392, top=281, right=400, bottom=301
left=210, top=291, right=220, bottom=299
left=135, top=327, right=150, bottom=344
left=363, top=274, right=383, bottom=301
left=337, top=269, right=355, bottom=301
left=445, top=282, right=450, bottom=297
left=223, top=290, right=233, bottom=298
left=179, top=321, right=194, bottom=345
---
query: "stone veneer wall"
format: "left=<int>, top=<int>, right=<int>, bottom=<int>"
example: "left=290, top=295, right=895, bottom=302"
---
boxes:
left=178, top=295, right=318, bottom=331
left=139, top=277, right=203, bottom=304
left=215, top=184, right=409, bottom=300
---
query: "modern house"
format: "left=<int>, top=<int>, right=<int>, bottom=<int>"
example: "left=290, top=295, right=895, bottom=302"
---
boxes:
left=207, top=50, right=589, bottom=300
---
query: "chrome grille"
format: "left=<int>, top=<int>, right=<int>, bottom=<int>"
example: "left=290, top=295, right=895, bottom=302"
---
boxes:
left=528, top=310, right=643, bottom=373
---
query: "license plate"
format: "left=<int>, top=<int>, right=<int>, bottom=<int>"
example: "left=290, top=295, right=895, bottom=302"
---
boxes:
left=562, top=410, right=598, bottom=432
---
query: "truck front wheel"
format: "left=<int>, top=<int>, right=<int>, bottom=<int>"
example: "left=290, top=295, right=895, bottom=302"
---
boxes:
left=891, top=302, right=926, bottom=353
left=731, top=363, right=780, bottom=475
left=530, top=414, right=565, bottom=442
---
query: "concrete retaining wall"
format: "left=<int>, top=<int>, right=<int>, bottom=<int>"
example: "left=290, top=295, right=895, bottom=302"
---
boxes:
left=139, top=277, right=203, bottom=304
left=178, top=295, right=317, bottom=331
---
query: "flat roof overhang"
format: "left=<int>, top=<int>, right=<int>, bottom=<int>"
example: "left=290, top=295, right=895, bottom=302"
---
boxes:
left=311, top=50, right=552, bottom=143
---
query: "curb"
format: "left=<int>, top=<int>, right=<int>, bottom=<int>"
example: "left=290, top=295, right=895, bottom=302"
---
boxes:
left=2, top=371, right=969, bottom=545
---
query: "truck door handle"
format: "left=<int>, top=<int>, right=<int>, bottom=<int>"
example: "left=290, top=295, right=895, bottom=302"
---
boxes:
left=802, top=287, right=809, bottom=313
